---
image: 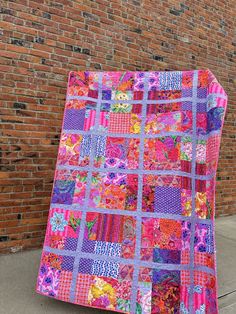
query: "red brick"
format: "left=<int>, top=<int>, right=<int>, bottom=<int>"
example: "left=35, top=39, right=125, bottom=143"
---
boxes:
left=0, top=0, right=234, bottom=255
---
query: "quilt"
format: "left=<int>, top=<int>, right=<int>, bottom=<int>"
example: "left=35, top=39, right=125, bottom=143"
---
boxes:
left=36, top=69, right=228, bottom=314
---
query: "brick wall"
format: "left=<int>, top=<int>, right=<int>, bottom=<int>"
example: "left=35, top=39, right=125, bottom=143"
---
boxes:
left=0, top=0, right=235, bottom=254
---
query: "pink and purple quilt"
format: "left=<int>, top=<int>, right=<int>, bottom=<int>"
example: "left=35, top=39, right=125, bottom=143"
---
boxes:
left=36, top=70, right=228, bottom=314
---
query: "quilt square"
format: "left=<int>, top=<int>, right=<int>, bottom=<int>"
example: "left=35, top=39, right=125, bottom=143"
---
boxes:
left=108, top=112, right=131, bottom=134
left=44, top=209, right=81, bottom=250
left=180, top=137, right=207, bottom=175
left=197, top=101, right=207, bottom=113
left=195, top=191, right=213, bottom=219
left=142, top=175, right=186, bottom=212
left=111, top=89, right=133, bottom=104
left=152, top=269, right=181, bottom=313
left=207, top=105, right=225, bottom=134
left=143, top=136, right=181, bottom=170
left=61, top=256, right=75, bottom=272
left=194, top=251, right=215, bottom=269
left=87, top=275, right=132, bottom=312
left=197, top=112, right=207, bottom=135
left=84, top=212, right=136, bottom=259
left=51, top=180, right=75, bottom=205
left=153, top=248, right=181, bottom=264
left=154, top=186, right=182, bottom=214
left=36, top=251, right=63, bottom=298
left=88, top=275, right=119, bottom=310
left=181, top=101, right=192, bottom=111
left=194, top=223, right=214, bottom=253
left=57, top=133, right=92, bottom=166
left=52, top=170, right=88, bottom=206
left=145, top=111, right=182, bottom=134
left=87, top=89, right=98, bottom=99
left=67, top=71, right=100, bottom=97
left=83, top=108, right=97, bottom=131
left=181, top=188, right=192, bottom=217
left=136, top=281, right=152, bottom=314
left=138, top=267, right=152, bottom=283
left=159, top=71, right=182, bottom=90
left=94, top=241, right=122, bottom=257
left=94, top=136, right=140, bottom=170
left=197, top=87, right=208, bottom=99
left=92, top=260, right=119, bottom=278
left=141, top=217, right=191, bottom=251
left=63, top=108, right=86, bottom=130
left=93, top=134, right=106, bottom=159
left=102, top=107, right=141, bottom=135
left=182, top=70, right=194, bottom=89
left=75, top=273, right=92, bottom=305
left=81, top=239, right=122, bottom=257
left=147, top=102, right=182, bottom=114
left=89, top=172, right=138, bottom=211
left=140, top=248, right=153, bottom=261
left=57, top=271, right=72, bottom=302
left=40, top=251, right=63, bottom=271
left=36, top=260, right=61, bottom=298
left=195, top=178, right=207, bottom=193
left=72, top=171, right=88, bottom=206
left=134, top=71, right=147, bottom=91
left=181, top=110, right=193, bottom=133
left=180, top=136, right=206, bottom=161
left=206, top=134, right=221, bottom=175
left=78, top=258, right=93, bottom=274
left=148, top=89, right=182, bottom=101
left=192, top=270, right=218, bottom=313
left=102, top=90, right=112, bottom=100
left=65, top=99, right=87, bottom=110
left=102, top=71, right=135, bottom=91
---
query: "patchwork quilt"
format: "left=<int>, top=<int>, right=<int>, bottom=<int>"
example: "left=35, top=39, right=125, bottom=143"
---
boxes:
left=36, top=70, right=228, bottom=314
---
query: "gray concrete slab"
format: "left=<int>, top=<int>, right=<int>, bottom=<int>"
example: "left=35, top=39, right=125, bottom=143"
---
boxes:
left=216, top=215, right=236, bottom=312
left=0, top=215, right=235, bottom=314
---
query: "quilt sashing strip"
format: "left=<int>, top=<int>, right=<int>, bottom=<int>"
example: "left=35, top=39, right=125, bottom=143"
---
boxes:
left=36, top=69, right=228, bottom=314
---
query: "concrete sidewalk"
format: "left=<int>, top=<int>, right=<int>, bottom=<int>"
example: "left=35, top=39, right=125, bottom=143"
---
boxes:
left=0, top=215, right=236, bottom=314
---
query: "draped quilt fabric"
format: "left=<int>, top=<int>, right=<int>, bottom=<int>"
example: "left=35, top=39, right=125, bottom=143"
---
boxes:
left=36, top=70, right=228, bottom=314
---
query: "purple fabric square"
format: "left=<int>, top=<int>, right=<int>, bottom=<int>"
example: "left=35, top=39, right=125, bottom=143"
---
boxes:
left=181, top=88, right=192, bottom=97
left=101, top=102, right=111, bottom=111
left=81, top=239, right=95, bottom=253
left=64, top=238, right=78, bottom=251
left=153, top=269, right=180, bottom=284
left=78, top=258, right=93, bottom=274
left=207, top=107, right=224, bottom=132
left=197, top=87, right=207, bottom=98
left=154, top=186, right=182, bottom=214
left=197, top=102, right=207, bottom=112
left=51, top=180, right=75, bottom=205
left=61, top=256, right=75, bottom=271
left=102, top=90, right=112, bottom=100
left=153, top=248, right=181, bottom=264
left=63, top=109, right=86, bottom=130
left=181, top=101, right=192, bottom=111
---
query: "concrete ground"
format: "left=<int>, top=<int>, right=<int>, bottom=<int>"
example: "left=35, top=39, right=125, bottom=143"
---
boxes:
left=0, top=215, right=236, bottom=314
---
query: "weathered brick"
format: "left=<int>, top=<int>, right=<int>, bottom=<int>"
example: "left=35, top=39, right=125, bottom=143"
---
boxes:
left=0, top=0, right=234, bottom=255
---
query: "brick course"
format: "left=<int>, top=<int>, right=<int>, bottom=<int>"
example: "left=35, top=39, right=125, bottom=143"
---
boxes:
left=0, top=0, right=235, bottom=254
